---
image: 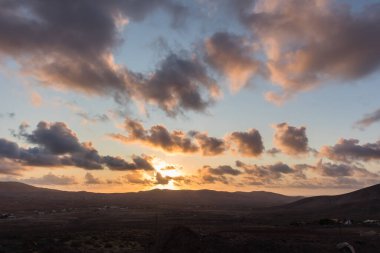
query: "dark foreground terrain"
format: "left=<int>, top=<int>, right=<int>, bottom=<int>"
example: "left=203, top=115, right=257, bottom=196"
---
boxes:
left=1, top=182, right=380, bottom=253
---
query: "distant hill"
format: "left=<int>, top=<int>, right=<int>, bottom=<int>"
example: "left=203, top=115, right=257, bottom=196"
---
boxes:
left=0, top=182, right=302, bottom=212
left=0, top=181, right=43, bottom=192
left=268, top=184, right=380, bottom=221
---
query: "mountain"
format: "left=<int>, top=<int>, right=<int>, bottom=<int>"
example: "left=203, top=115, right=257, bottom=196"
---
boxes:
left=0, top=182, right=302, bottom=212
left=269, top=184, right=380, bottom=220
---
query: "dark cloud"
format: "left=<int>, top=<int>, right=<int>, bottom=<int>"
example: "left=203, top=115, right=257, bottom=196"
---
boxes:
left=112, top=119, right=265, bottom=157
left=22, top=121, right=83, bottom=155
left=191, top=132, right=226, bottom=156
left=112, top=119, right=229, bottom=155
left=204, top=32, right=262, bottom=91
left=102, top=156, right=136, bottom=171
left=132, top=155, right=155, bottom=171
left=316, top=161, right=354, bottom=177
left=20, top=147, right=63, bottom=167
left=313, top=160, right=378, bottom=178
left=237, top=161, right=295, bottom=182
left=1, top=121, right=155, bottom=172
left=0, top=138, right=20, bottom=159
left=320, top=138, right=380, bottom=162
left=102, top=155, right=154, bottom=171
left=155, top=172, right=170, bottom=185
left=266, top=147, right=281, bottom=156
left=207, top=165, right=242, bottom=176
left=355, top=108, right=380, bottom=129
left=68, top=144, right=103, bottom=170
left=121, top=118, right=199, bottom=153
left=232, top=0, right=380, bottom=103
left=198, top=165, right=241, bottom=185
left=0, top=138, right=63, bottom=167
left=133, top=54, right=221, bottom=116
left=15, top=121, right=107, bottom=170
left=202, top=174, right=229, bottom=185
left=0, top=1, right=222, bottom=116
left=228, top=129, right=264, bottom=157
left=24, top=173, right=77, bottom=185
left=273, top=123, right=308, bottom=155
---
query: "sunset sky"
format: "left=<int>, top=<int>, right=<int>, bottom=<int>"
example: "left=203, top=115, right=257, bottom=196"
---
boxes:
left=0, top=0, right=379, bottom=195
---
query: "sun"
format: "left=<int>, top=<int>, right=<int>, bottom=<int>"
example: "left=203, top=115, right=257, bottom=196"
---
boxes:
left=152, top=158, right=181, bottom=178
left=151, top=158, right=181, bottom=190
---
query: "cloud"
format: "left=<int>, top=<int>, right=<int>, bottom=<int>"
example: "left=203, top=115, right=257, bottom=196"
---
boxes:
left=1, top=121, right=155, bottom=172
left=155, top=172, right=170, bottom=185
left=201, top=174, right=229, bottom=185
left=22, top=121, right=84, bottom=155
left=24, top=173, right=77, bottom=185
left=111, top=118, right=227, bottom=156
left=190, top=131, right=226, bottom=156
left=0, top=139, right=65, bottom=167
left=161, top=165, right=177, bottom=171
left=320, top=138, right=380, bottom=162
left=84, top=172, right=103, bottom=185
left=228, top=129, right=264, bottom=157
left=0, top=158, right=25, bottom=175
left=125, top=171, right=152, bottom=185
left=355, top=108, right=380, bottom=129
left=204, top=32, right=262, bottom=91
left=313, top=160, right=378, bottom=178
left=198, top=165, right=242, bottom=185
left=0, top=1, right=223, bottom=116
left=266, top=147, right=281, bottom=156
left=131, top=155, right=155, bottom=171
left=234, top=0, right=380, bottom=102
left=112, top=119, right=273, bottom=159
left=207, top=165, right=242, bottom=176
left=112, top=119, right=267, bottom=157
left=0, top=138, right=20, bottom=159
left=273, top=123, right=308, bottom=155
left=234, top=160, right=379, bottom=188
left=132, top=54, right=221, bottom=116
left=30, top=91, right=42, bottom=107
left=236, top=160, right=297, bottom=184
left=102, top=155, right=154, bottom=171
left=119, top=118, right=199, bottom=153
left=76, top=112, right=110, bottom=124
left=190, top=158, right=380, bottom=188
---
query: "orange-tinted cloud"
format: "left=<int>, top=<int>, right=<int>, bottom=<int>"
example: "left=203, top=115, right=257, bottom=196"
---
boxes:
left=273, top=123, right=308, bottom=155
left=24, top=173, right=77, bottom=185
left=235, top=0, right=380, bottom=102
left=112, top=119, right=266, bottom=157
left=204, top=32, right=262, bottom=92
left=111, top=118, right=227, bottom=155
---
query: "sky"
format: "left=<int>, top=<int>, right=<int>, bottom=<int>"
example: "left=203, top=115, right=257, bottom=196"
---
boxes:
left=0, top=0, right=379, bottom=195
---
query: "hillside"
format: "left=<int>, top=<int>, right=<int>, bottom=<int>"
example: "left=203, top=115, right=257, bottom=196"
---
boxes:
left=270, top=184, right=380, bottom=220
left=0, top=182, right=302, bottom=212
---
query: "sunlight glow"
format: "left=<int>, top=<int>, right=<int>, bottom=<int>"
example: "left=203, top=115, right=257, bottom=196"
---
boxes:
left=152, top=158, right=181, bottom=190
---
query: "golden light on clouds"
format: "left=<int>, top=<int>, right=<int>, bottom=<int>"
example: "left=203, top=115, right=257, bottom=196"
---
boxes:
left=152, top=158, right=181, bottom=190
